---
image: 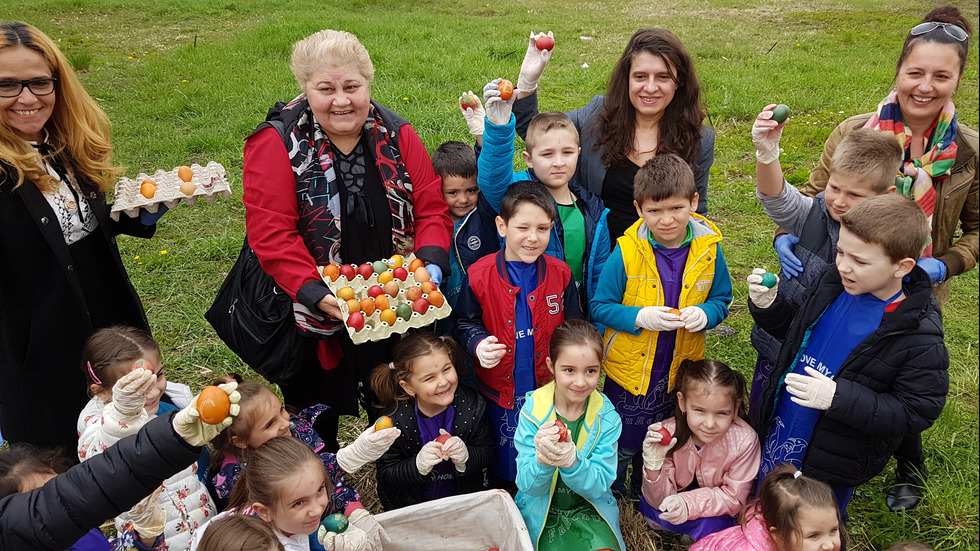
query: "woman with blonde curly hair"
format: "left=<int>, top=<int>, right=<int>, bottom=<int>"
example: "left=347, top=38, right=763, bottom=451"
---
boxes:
left=0, top=21, right=160, bottom=452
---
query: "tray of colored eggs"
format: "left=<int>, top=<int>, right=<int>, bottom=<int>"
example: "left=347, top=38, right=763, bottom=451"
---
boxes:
left=110, top=161, right=233, bottom=221
left=320, top=254, right=451, bottom=344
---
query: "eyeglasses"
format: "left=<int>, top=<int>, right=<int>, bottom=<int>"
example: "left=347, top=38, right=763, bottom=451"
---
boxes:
left=0, top=78, right=58, bottom=98
left=910, top=22, right=968, bottom=42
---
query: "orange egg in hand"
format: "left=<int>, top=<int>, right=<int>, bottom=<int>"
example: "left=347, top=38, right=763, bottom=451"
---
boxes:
left=197, top=386, right=231, bottom=425
left=375, top=415, right=394, bottom=430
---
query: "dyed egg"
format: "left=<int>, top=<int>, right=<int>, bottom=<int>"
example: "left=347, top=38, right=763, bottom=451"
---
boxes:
left=383, top=280, right=400, bottom=298
left=667, top=308, right=681, bottom=316
left=395, top=303, right=412, bottom=321
left=139, top=180, right=157, bottom=199
left=345, top=298, right=361, bottom=313
left=336, top=287, right=355, bottom=301
left=412, top=297, right=430, bottom=315
left=320, top=513, right=348, bottom=534
left=197, top=386, right=231, bottom=425
left=761, top=272, right=778, bottom=288
left=360, top=297, right=376, bottom=316
left=378, top=271, right=394, bottom=285
left=347, top=311, right=365, bottom=331
left=420, top=281, right=437, bottom=294
left=435, top=433, right=451, bottom=445
left=374, top=295, right=391, bottom=311
left=405, top=286, right=423, bottom=302
left=375, top=416, right=394, bottom=430
left=392, top=267, right=409, bottom=281
left=322, top=264, right=340, bottom=282
left=428, top=290, right=445, bottom=308
left=339, top=264, right=357, bottom=280
left=656, top=427, right=672, bottom=446
left=408, top=258, right=425, bottom=272
left=372, top=260, right=389, bottom=274
left=387, top=254, right=404, bottom=268
left=554, top=419, right=568, bottom=442
left=177, top=165, right=194, bottom=182
left=413, top=267, right=431, bottom=283
left=771, top=104, right=790, bottom=123
left=379, top=308, right=397, bottom=325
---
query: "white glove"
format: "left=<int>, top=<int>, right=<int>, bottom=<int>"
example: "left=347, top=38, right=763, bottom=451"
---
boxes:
left=517, top=31, right=554, bottom=92
left=642, top=423, right=678, bottom=471
left=551, top=439, right=578, bottom=469
left=752, top=104, right=785, bottom=165
left=679, top=306, right=708, bottom=332
left=440, top=429, right=469, bottom=472
left=747, top=268, right=779, bottom=309
left=348, top=508, right=390, bottom=551
left=785, top=366, right=837, bottom=410
left=635, top=306, right=685, bottom=332
left=111, top=368, right=158, bottom=417
left=483, top=79, right=516, bottom=127
left=336, top=423, right=402, bottom=473
left=416, top=440, right=445, bottom=475
left=533, top=421, right=562, bottom=466
left=475, top=336, right=507, bottom=368
left=659, top=494, right=690, bottom=525
left=129, top=486, right=166, bottom=539
left=318, top=521, right=369, bottom=551
left=458, top=91, right=486, bottom=141
left=173, top=381, right=241, bottom=447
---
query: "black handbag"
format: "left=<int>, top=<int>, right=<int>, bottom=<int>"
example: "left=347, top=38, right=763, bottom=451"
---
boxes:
left=206, top=238, right=305, bottom=384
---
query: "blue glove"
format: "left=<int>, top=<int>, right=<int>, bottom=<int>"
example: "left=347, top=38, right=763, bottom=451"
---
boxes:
left=774, top=233, right=802, bottom=279
left=424, top=264, right=443, bottom=287
left=916, top=257, right=946, bottom=282
left=140, top=204, right=169, bottom=225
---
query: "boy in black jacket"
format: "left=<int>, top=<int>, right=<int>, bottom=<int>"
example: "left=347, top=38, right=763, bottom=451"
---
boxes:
left=748, top=194, right=948, bottom=518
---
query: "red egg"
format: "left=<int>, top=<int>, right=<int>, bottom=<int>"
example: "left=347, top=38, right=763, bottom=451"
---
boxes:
left=406, top=286, right=423, bottom=302
left=435, top=433, right=451, bottom=445
left=554, top=419, right=568, bottom=442
left=357, top=263, right=374, bottom=280
left=197, top=386, right=231, bottom=425
left=412, top=297, right=430, bottom=315
left=347, top=311, right=365, bottom=331
left=420, top=281, right=437, bottom=294
left=367, top=285, right=384, bottom=298
left=656, top=427, right=672, bottom=446
left=339, top=264, right=357, bottom=280
left=392, top=267, right=409, bottom=281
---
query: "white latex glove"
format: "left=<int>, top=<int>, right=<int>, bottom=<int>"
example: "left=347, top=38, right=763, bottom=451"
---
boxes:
left=679, top=306, right=708, bottom=332
left=642, top=423, right=678, bottom=471
left=416, top=440, right=445, bottom=475
left=440, top=429, right=469, bottom=472
left=533, top=421, right=562, bottom=466
left=348, top=508, right=390, bottom=551
left=635, top=306, right=685, bottom=332
left=551, top=439, right=578, bottom=469
left=129, top=486, right=166, bottom=539
left=458, top=91, right=486, bottom=141
left=785, top=366, right=837, bottom=410
left=747, top=268, right=779, bottom=309
left=173, top=381, right=241, bottom=447
left=483, top=79, right=516, bottom=127
left=659, top=494, right=690, bottom=525
left=752, top=104, right=785, bottom=165
left=318, top=521, right=369, bottom=551
left=475, top=336, right=507, bottom=368
left=336, top=423, right=402, bottom=473
left=518, top=31, right=554, bottom=92
left=111, top=368, right=158, bottom=417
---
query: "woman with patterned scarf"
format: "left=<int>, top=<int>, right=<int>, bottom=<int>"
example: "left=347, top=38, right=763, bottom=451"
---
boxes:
left=242, top=29, right=452, bottom=451
left=779, top=6, right=977, bottom=513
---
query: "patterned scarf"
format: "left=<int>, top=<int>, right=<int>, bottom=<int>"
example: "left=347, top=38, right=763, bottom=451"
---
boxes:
left=863, top=90, right=959, bottom=256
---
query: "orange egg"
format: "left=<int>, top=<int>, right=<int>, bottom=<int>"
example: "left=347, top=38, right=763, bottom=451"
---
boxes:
left=667, top=308, right=681, bottom=316
left=408, top=258, right=425, bottom=272
left=139, top=180, right=157, bottom=199
left=428, top=290, right=445, bottom=308
left=374, top=295, right=391, bottom=311
left=379, top=308, right=397, bottom=326
left=197, top=386, right=231, bottom=425
left=323, top=264, right=341, bottom=282
left=413, top=266, right=431, bottom=283
left=377, top=270, right=394, bottom=285
left=421, top=281, right=437, bottom=294
left=346, top=298, right=361, bottom=313
left=388, top=254, right=404, bottom=268
left=177, top=165, right=194, bottom=182
left=360, top=297, right=376, bottom=316
left=383, top=280, right=400, bottom=297
left=337, top=287, right=355, bottom=301
left=375, top=415, right=394, bottom=430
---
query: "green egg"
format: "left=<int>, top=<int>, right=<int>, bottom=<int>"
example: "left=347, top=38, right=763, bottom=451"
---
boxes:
left=372, top=260, right=389, bottom=274
left=396, top=303, right=413, bottom=321
left=771, top=104, right=790, bottom=123
left=320, top=513, right=348, bottom=534
left=761, top=272, right=778, bottom=288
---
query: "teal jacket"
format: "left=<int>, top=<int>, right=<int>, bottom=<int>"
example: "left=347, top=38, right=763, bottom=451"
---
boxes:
left=514, top=382, right=625, bottom=551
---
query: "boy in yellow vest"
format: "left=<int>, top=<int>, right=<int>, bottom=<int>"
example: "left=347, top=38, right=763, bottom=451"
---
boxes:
left=591, top=154, right=732, bottom=498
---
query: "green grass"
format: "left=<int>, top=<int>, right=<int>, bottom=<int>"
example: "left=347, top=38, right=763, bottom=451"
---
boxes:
left=5, top=0, right=978, bottom=548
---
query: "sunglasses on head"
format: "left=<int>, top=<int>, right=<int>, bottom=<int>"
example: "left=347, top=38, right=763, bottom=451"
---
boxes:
left=910, top=21, right=968, bottom=42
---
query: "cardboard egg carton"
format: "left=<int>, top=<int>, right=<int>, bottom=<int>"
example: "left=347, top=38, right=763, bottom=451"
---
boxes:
left=321, top=256, right=451, bottom=344
left=110, top=161, right=232, bottom=220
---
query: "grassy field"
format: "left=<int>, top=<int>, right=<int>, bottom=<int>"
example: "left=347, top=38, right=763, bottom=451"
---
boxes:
left=5, top=0, right=978, bottom=548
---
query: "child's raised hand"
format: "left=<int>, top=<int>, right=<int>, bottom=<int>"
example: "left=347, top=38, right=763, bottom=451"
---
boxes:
left=518, top=31, right=553, bottom=93
left=475, top=335, right=507, bottom=368
left=458, top=91, right=486, bottom=141
left=318, top=519, right=370, bottom=551
left=747, top=268, right=779, bottom=309
left=635, top=306, right=685, bottom=332
left=439, top=429, right=470, bottom=472
left=173, top=380, right=241, bottom=447
left=111, top=367, right=158, bottom=417
left=752, top=104, right=785, bottom=165
left=348, top=509, right=391, bottom=551
left=336, top=423, right=402, bottom=473
left=679, top=306, right=708, bottom=332
left=415, top=440, right=445, bottom=475
left=658, top=494, right=690, bottom=525
left=483, top=79, right=516, bottom=127
left=642, top=422, right=677, bottom=471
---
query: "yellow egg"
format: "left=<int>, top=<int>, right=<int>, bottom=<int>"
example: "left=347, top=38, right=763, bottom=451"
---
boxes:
left=388, top=254, right=404, bottom=268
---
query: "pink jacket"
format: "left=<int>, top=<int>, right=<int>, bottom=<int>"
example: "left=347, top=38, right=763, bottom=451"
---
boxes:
left=641, top=416, right=761, bottom=519
left=690, top=513, right=774, bottom=550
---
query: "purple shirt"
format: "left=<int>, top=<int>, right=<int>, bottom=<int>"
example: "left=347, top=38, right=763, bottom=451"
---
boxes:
left=417, top=404, right=456, bottom=500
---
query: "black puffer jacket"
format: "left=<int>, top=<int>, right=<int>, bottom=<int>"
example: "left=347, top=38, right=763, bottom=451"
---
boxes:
left=750, top=266, right=949, bottom=488
left=376, top=384, right=494, bottom=510
left=0, top=412, right=202, bottom=550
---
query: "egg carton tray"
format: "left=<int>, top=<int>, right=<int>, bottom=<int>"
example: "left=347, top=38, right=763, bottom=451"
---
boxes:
left=321, top=256, right=451, bottom=344
left=110, top=161, right=232, bottom=221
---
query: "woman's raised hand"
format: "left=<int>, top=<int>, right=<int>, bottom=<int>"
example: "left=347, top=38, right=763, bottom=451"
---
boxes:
left=518, top=31, right=554, bottom=93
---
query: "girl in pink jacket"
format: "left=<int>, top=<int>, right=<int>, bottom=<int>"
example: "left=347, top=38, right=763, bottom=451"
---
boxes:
left=691, top=464, right=844, bottom=550
left=639, top=359, right=761, bottom=540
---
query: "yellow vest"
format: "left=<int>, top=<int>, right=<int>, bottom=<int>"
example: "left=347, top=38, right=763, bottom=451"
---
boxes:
left=602, top=216, right=722, bottom=395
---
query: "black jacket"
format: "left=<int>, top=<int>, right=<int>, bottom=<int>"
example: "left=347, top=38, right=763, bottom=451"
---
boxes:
left=750, top=266, right=949, bottom=487
left=376, top=384, right=494, bottom=510
left=0, top=412, right=202, bottom=550
left=0, top=163, right=153, bottom=451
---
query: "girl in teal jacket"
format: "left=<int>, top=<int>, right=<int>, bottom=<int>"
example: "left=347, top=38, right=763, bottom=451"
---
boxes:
left=513, top=320, right=625, bottom=551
